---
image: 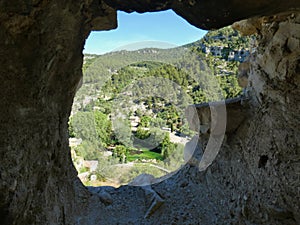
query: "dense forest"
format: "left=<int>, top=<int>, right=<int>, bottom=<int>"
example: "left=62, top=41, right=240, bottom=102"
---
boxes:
left=69, top=26, right=253, bottom=186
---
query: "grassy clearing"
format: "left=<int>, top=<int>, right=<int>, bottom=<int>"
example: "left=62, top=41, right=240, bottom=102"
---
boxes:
left=126, top=149, right=163, bottom=162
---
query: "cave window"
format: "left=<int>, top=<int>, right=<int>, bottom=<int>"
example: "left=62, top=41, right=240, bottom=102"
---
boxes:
left=69, top=10, right=251, bottom=187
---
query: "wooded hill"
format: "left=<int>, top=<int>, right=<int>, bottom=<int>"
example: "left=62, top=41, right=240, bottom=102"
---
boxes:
left=69, top=26, right=253, bottom=184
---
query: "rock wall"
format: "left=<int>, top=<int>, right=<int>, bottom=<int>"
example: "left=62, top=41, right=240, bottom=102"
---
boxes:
left=83, top=14, right=300, bottom=225
left=104, top=0, right=300, bottom=29
left=0, top=0, right=299, bottom=224
left=0, top=1, right=116, bottom=224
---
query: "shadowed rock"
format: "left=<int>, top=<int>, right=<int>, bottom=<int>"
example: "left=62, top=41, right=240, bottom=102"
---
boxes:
left=104, top=0, right=300, bottom=29
left=186, top=97, right=248, bottom=135
left=0, top=0, right=299, bottom=224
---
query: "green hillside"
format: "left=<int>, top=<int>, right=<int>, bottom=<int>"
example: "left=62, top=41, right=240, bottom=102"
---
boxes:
left=70, top=26, right=253, bottom=186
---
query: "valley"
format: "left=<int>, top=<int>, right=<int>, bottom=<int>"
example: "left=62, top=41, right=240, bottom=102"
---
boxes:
left=69, top=25, right=252, bottom=186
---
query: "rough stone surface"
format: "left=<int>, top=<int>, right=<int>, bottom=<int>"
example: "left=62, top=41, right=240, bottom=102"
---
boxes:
left=0, top=1, right=116, bottom=224
left=186, top=97, right=248, bottom=135
left=104, top=0, right=300, bottom=29
left=238, top=61, right=250, bottom=88
left=0, top=0, right=299, bottom=224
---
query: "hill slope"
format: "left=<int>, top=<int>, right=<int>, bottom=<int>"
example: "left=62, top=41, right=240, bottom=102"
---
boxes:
left=69, top=26, right=253, bottom=185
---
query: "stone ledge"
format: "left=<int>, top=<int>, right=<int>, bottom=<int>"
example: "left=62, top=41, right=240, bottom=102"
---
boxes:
left=186, top=97, right=248, bottom=135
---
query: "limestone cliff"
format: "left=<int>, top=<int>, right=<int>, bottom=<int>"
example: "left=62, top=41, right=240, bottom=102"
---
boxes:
left=0, top=0, right=299, bottom=224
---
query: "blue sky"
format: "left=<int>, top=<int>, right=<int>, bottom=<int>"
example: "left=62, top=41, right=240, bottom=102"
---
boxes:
left=84, top=10, right=207, bottom=55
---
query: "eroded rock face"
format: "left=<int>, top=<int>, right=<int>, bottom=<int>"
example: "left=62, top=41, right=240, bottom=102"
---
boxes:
left=0, top=1, right=116, bottom=224
left=0, top=0, right=299, bottom=224
left=104, top=0, right=300, bottom=29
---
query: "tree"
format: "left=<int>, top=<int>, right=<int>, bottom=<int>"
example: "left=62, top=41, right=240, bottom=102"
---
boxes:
left=113, top=118, right=133, bottom=147
left=150, top=117, right=166, bottom=128
left=69, top=111, right=98, bottom=143
left=113, top=145, right=128, bottom=163
left=161, top=133, right=175, bottom=161
left=75, top=140, right=100, bottom=160
left=94, top=111, right=112, bottom=148
left=135, top=127, right=150, bottom=140
left=96, top=156, right=119, bottom=181
left=140, top=116, right=151, bottom=127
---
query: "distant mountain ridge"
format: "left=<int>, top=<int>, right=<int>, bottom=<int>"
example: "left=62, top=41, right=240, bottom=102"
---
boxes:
left=84, top=25, right=251, bottom=68
left=75, top=25, right=251, bottom=113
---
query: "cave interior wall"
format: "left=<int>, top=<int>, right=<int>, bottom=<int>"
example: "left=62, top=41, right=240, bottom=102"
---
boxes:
left=0, top=0, right=299, bottom=224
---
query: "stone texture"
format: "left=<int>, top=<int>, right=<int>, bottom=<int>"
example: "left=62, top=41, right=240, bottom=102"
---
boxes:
left=237, top=61, right=250, bottom=88
left=0, top=0, right=299, bottom=224
left=0, top=1, right=116, bottom=224
left=104, top=0, right=300, bottom=29
left=186, top=97, right=248, bottom=135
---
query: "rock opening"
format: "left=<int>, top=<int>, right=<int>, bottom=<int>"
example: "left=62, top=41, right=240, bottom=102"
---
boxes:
left=0, top=0, right=299, bottom=224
